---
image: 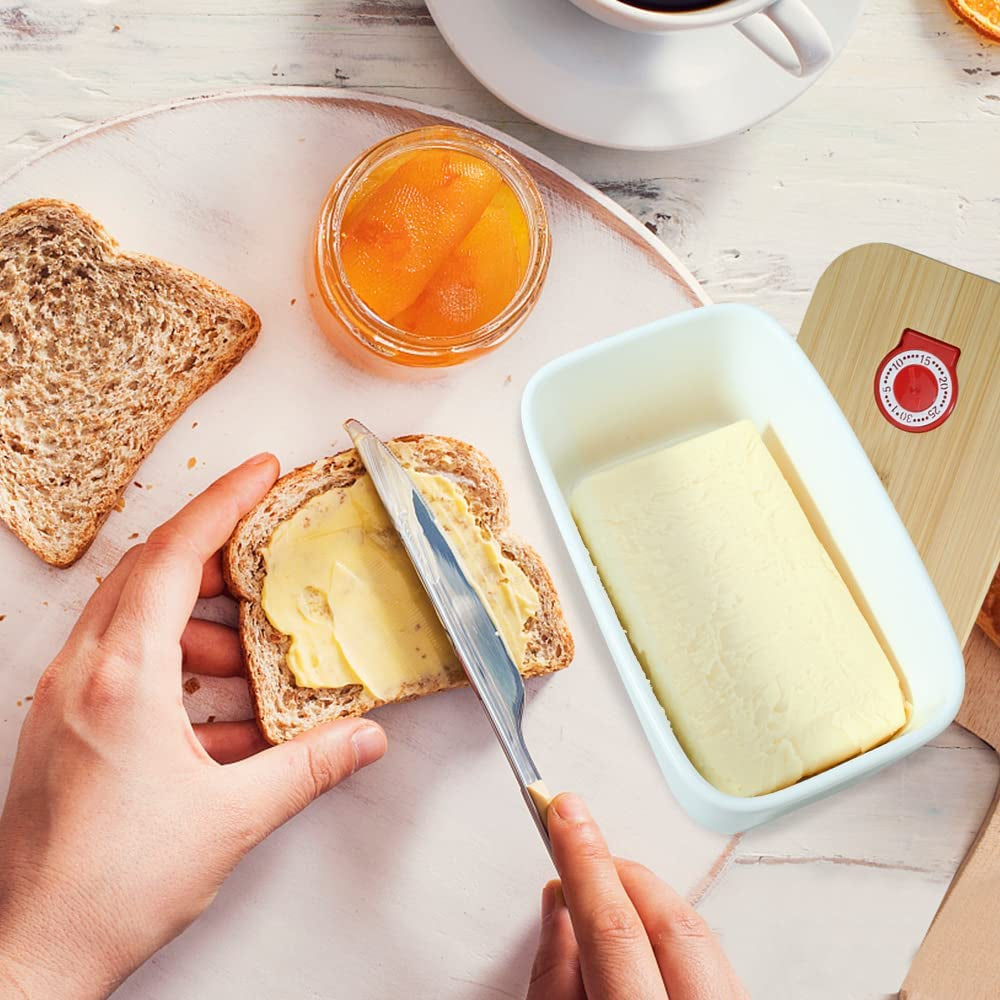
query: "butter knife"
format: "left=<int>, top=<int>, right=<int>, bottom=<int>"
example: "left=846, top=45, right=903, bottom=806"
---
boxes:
left=344, top=419, right=554, bottom=853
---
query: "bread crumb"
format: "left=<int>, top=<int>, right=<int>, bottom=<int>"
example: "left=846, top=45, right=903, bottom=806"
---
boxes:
left=16, top=700, right=21, bottom=707
left=183, top=676, right=201, bottom=695
left=146, top=484, right=153, bottom=491
left=25, top=695, right=32, bottom=701
left=128, top=532, right=139, bottom=540
left=42, top=601, right=48, bottom=607
left=192, top=421, right=198, bottom=429
left=0, top=615, right=5, bottom=622
left=114, top=496, right=125, bottom=512
left=187, top=457, right=197, bottom=469
left=290, top=297, right=297, bottom=306
left=95, top=576, right=103, bottom=585
left=134, top=481, right=142, bottom=489
left=207, top=714, right=216, bottom=724
left=504, top=375, right=512, bottom=385
left=112, top=24, right=121, bottom=32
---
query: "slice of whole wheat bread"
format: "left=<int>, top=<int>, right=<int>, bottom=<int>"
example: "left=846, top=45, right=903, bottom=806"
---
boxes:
left=0, top=198, right=260, bottom=566
left=224, top=435, right=574, bottom=744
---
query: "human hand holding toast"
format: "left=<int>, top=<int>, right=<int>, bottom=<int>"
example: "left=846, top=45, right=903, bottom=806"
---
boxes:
left=0, top=456, right=742, bottom=999
left=0, top=455, right=387, bottom=999
left=528, top=793, right=749, bottom=1000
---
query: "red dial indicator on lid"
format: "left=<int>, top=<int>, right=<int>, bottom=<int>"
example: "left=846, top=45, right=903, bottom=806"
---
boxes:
left=874, top=329, right=960, bottom=433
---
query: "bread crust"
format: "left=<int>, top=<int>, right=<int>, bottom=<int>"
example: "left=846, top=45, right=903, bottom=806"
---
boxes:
left=0, top=198, right=260, bottom=566
left=224, top=435, right=574, bottom=743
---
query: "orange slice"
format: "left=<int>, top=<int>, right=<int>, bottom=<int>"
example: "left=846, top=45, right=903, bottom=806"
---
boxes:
left=392, top=183, right=529, bottom=339
left=949, top=0, right=1000, bottom=40
left=340, top=150, right=417, bottom=229
left=339, top=149, right=503, bottom=320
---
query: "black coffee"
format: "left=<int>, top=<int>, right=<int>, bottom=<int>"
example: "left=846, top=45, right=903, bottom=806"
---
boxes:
left=620, top=0, right=728, bottom=9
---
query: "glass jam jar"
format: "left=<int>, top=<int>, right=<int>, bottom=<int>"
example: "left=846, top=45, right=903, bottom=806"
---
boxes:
left=310, top=126, right=551, bottom=370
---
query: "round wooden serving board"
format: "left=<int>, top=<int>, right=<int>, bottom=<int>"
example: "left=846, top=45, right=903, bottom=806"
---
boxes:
left=0, top=89, right=711, bottom=999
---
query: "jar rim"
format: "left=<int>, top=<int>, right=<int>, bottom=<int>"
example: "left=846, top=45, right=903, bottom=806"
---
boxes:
left=315, top=125, right=551, bottom=361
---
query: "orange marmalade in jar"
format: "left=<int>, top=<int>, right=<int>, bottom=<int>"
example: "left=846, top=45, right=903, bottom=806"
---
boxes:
left=311, top=126, right=551, bottom=369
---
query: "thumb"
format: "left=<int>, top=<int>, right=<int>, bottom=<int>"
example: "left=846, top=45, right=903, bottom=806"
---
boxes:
left=229, top=718, right=387, bottom=839
left=526, top=880, right=585, bottom=1000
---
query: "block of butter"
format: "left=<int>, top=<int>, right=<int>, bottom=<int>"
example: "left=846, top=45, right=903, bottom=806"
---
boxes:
left=571, top=420, right=908, bottom=797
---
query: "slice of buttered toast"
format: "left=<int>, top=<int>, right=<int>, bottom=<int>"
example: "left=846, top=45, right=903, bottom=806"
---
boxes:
left=0, top=199, right=260, bottom=566
left=225, top=435, right=574, bottom=744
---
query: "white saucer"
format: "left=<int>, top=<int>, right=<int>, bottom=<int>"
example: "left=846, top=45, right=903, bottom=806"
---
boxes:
left=426, top=0, right=862, bottom=151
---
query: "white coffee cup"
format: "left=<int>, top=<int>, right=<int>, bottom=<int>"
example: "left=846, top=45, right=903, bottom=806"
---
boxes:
left=569, top=0, right=833, bottom=78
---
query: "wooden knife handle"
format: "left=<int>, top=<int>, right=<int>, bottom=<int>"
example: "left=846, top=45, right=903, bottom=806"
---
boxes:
left=900, top=781, right=1000, bottom=1000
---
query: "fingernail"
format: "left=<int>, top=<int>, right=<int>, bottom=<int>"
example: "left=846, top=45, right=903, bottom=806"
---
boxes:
left=351, top=724, right=387, bottom=770
left=552, top=793, right=589, bottom=824
left=244, top=452, right=274, bottom=468
left=541, top=879, right=563, bottom=919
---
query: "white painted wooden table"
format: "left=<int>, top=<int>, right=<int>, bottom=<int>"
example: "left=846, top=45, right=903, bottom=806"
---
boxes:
left=1, top=3, right=998, bottom=999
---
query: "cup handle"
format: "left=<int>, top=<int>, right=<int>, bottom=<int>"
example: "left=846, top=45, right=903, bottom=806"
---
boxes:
left=734, top=0, right=833, bottom=78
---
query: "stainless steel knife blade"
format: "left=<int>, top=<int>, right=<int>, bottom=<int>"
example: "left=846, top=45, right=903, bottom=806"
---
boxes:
left=345, top=419, right=553, bottom=852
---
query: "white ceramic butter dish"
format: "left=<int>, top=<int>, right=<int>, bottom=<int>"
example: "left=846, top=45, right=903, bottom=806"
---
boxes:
left=522, top=304, right=964, bottom=832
